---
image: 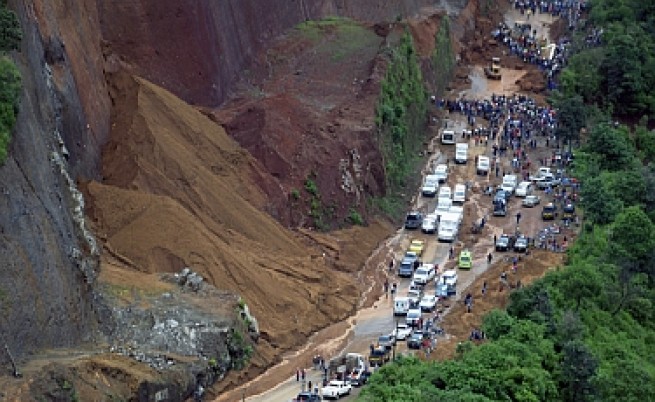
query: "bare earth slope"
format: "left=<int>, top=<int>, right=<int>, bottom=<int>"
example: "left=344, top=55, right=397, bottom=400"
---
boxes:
left=83, top=74, right=364, bottom=376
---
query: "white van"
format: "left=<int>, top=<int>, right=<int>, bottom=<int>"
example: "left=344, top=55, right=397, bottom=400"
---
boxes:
left=477, top=156, right=490, bottom=175
left=448, top=206, right=464, bottom=224
left=438, top=185, right=452, bottom=200
left=438, top=212, right=460, bottom=242
left=394, top=297, right=410, bottom=316
left=455, top=143, right=468, bottom=164
left=453, top=184, right=467, bottom=203
left=435, top=197, right=453, bottom=220
left=434, top=164, right=449, bottom=183
left=441, top=130, right=455, bottom=145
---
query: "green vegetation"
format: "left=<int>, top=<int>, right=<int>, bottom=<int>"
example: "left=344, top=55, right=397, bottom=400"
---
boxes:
left=347, top=208, right=364, bottom=226
left=0, top=2, right=21, bottom=164
left=559, top=0, right=655, bottom=119
left=295, top=17, right=379, bottom=62
left=229, top=329, right=254, bottom=370
left=431, top=16, right=456, bottom=96
left=375, top=31, right=428, bottom=191
left=359, top=2, right=655, bottom=400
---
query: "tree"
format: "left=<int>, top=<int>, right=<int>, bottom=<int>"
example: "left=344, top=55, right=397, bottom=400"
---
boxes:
left=559, top=341, right=599, bottom=402
left=610, top=206, right=655, bottom=265
left=554, top=95, right=586, bottom=151
left=579, top=175, right=622, bottom=225
left=585, top=124, right=636, bottom=171
left=0, top=6, right=21, bottom=52
left=556, top=263, right=602, bottom=312
left=481, top=309, right=514, bottom=340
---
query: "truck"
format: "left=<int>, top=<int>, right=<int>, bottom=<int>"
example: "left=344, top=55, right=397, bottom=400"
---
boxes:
left=484, top=57, right=502, bottom=80
left=455, top=143, right=469, bottom=164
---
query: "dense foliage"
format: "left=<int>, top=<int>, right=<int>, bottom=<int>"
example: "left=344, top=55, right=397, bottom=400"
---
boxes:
left=375, top=31, right=428, bottom=190
left=559, top=0, right=655, bottom=118
left=431, top=16, right=456, bottom=96
left=360, top=1, right=655, bottom=400
left=0, top=2, right=21, bottom=163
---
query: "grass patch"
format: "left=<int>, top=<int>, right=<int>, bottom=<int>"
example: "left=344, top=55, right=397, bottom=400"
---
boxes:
left=294, top=17, right=379, bottom=62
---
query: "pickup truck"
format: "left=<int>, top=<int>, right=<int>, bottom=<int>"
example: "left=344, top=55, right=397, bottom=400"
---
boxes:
left=322, top=380, right=351, bottom=399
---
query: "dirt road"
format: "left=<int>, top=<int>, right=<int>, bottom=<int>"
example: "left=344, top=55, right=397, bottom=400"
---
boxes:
left=216, top=6, right=567, bottom=402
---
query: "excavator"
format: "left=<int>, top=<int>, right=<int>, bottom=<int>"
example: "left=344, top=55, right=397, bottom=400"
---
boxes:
left=484, top=57, right=502, bottom=80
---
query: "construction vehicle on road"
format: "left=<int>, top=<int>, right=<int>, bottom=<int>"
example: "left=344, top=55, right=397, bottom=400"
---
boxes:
left=484, top=57, right=502, bottom=80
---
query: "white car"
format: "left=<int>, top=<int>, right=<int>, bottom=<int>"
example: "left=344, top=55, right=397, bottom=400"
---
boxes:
left=438, top=186, right=452, bottom=200
left=419, top=295, right=437, bottom=311
left=440, top=270, right=458, bottom=287
left=407, top=288, right=422, bottom=305
left=515, top=181, right=533, bottom=197
left=476, top=156, right=490, bottom=175
left=421, top=215, right=437, bottom=234
left=392, top=323, right=413, bottom=340
left=413, top=264, right=436, bottom=285
left=434, top=164, right=449, bottom=183
left=422, top=174, right=439, bottom=197
left=322, top=380, right=352, bottom=399
left=406, top=308, right=422, bottom=327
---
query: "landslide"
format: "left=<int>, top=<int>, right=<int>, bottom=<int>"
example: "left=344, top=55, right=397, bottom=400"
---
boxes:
left=82, top=72, right=389, bottom=381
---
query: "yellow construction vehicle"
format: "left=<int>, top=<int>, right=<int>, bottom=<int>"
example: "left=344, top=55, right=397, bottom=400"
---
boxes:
left=484, top=57, right=502, bottom=80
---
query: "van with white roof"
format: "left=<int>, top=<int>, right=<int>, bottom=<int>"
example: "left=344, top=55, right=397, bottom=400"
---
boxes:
left=453, top=183, right=467, bottom=203
left=441, top=130, right=455, bottom=145
left=455, top=143, right=468, bottom=164
left=438, top=212, right=460, bottom=242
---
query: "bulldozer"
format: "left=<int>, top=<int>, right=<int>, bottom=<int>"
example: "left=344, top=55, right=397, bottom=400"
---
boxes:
left=484, top=57, right=502, bottom=80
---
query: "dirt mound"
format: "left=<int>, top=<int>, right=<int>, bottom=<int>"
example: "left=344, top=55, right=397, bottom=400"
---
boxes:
left=430, top=250, right=564, bottom=361
left=82, top=74, right=393, bottom=384
left=212, top=19, right=390, bottom=228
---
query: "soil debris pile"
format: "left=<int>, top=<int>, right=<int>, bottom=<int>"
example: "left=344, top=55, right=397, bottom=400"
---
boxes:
left=83, top=74, right=363, bottom=376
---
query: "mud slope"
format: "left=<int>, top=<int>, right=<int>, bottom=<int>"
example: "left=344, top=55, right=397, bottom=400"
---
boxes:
left=84, top=75, right=361, bottom=367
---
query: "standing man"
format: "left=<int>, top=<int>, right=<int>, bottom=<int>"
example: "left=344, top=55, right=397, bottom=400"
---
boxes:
left=516, top=211, right=522, bottom=225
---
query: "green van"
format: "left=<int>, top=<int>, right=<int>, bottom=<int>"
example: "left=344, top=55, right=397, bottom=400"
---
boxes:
left=458, top=249, right=472, bottom=270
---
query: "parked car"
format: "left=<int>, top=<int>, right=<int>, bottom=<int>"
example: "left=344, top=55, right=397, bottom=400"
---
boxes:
left=409, top=239, right=425, bottom=256
left=347, top=368, right=371, bottom=387
left=421, top=215, right=437, bottom=234
left=513, top=236, right=529, bottom=253
left=522, top=195, right=541, bottom=207
left=407, top=331, right=424, bottom=349
left=438, top=185, right=452, bottom=200
left=515, top=181, right=533, bottom=197
left=440, top=270, right=458, bottom=288
left=434, top=164, right=449, bottom=183
left=367, top=347, right=390, bottom=366
left=407, top=289, right=422, bottom=307
left=295, top=392, right=322, bottom=401
left=419, top=295, right=437, bottom=311
left=413, top=264, right=436, bottom=285
left=421, top=174, right=439, bottom=197
left=458, top=249, right=472, bottom=270
left=494, top=189, right=510, bottom=202
left=404, top=212, right=423, bottom=229
left=378, top=334, right=396, bottom=350
left=562, top=203, right=576, bottom=220
left=406, top=308, right=422, bottom=327
left=322, top=380, right=352, bottom=400
left=541, top=203, right=557, bottom=220
left=392, top=323, right=412, bottom=340
left=495, top=234, right=511, bottom=251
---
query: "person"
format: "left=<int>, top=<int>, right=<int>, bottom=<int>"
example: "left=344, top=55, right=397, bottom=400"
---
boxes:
left=487, top=252, right=493, bottom=264
left=308, top=380, right=312, bottom=392
left=388, top=259, right=394, bottom=272
left=482, top=281, right=487, bottom=296
left=296, top=368, right=300, bottom=382
left=384, top=279, right=389, bottom=299
left=516, top=212, right=522, bottom=225
left=302, top=368, right=306, bottom=380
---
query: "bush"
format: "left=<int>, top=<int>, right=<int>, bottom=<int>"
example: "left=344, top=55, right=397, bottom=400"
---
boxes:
left=347, top=208, right=364, bottom=225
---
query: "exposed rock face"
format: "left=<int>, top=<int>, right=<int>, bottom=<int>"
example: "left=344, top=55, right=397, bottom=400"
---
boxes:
left=0, top=0, right=106, bottom=365
left=97, top=0, right=468, bottom=106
